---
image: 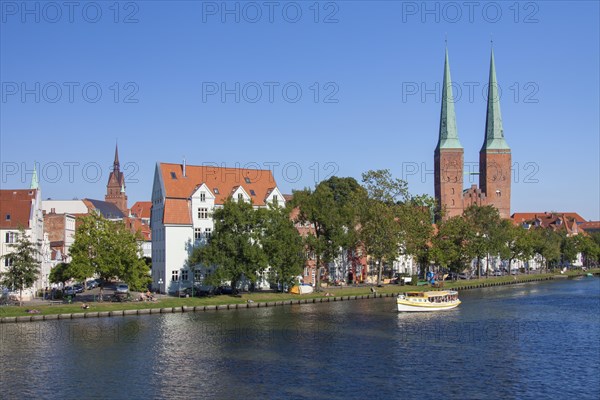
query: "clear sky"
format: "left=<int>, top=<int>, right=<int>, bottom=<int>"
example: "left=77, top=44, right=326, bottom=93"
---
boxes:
left=1, top=1, right=599, bottom=219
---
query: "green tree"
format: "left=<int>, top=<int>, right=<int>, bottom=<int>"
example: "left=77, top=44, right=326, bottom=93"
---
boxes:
left=359, top=199, right=403, bottom=285
left=504, top=222, right=535, bottom=274
left=49, top=262, right=72, bottom=287
left=361, top=169, right=408, bottom=205
left=358, top=170, right=410, bottom=285
left=530, top=227, right=562, bottom=272
left=579, top=234, right=600, bottom=268
left=293, top=184, right=346, bottom=291
left=0, top=228, right=40, bottom=306
left=399, top=196, right=435, bottom=277
left=69, top=213, right=150, bottom=295
left=189, top=199, right=267, bottom=292
left=431, top=216, right=475, bottom=275
left=463, top=205, right=505, bottom=278
left=261, top=205, right=305, bottom=291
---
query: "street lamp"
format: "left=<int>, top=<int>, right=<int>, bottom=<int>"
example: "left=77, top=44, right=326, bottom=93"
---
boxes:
left=158, top=278, right=163, bottom=294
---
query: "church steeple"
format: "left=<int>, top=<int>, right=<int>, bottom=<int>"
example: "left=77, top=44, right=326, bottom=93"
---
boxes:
left=481, top=48, right=510, bottom=151
left=479, top=46, right=512, bottom=219
left=436, top=46, right=462, bottom=150
left=113, top=143, right=120, bottom=171
left=30, top=162, right=39, bottom=190
left=434, top=44, right=464, bottom=221
left=105, top=144, right=128, bottom=215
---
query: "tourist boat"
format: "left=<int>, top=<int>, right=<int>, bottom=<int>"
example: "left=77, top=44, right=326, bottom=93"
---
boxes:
left=396, top=290, right=460, bottom=312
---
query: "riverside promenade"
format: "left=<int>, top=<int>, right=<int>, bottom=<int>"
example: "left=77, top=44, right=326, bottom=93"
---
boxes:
left=1, top=270, right=598, bottom=323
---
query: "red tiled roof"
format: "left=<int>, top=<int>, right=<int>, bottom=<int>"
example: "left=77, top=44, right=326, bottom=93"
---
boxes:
left=163, top=199, right=191, bottom=225
left=123, top=216, right=152, bottom=241
left=0, top=189, right=36, bottom=229
left=159, top=163, right=277, bottom=206
left=580, top=221, right=600, bottom=233
left=130, top=201, right=152, bottom=219
left=511, top=212, right=586, bottom=224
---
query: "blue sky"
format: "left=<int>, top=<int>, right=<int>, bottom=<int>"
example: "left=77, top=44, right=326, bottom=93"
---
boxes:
left=1, top=1, right=599, bottom=219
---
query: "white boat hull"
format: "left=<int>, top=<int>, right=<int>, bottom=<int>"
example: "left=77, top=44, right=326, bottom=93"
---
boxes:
left=396, top=300, right=461, bottom=312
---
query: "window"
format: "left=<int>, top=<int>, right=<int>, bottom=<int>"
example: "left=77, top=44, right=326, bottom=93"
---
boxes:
left=181, top=270, right=189, bottom=281
left=272, top=195, right=278, bottom=206
left=172, top=270, right=179, bottom=282
left=250, top=190, right=256, bottom=196
left=451, top=188, right=455, bottom=195
left=198, top=208, right=208, bottom=219
left=5, top=214, right=10, bottom=221
left=200, top=192, right=206, bottom=202
left=238, top=193, right=244, bottom=202
left=205, top=228, right=212, bottom=238
left=213, top=188, right=220, bottom=194
left=194, top=228, right=202, bottom=240
left=4, top=258, right=13, bottom=267
left=244, top=177, right=251, bottom=184
left=194, top=270, right=202, bottom=282
left=170, top=172, right=177, bottom=179
left=5, top=232, right=17, bottom=243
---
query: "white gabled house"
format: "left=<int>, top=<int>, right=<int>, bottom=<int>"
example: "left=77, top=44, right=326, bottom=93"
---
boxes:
left=151, top=162, right=285, bottom=294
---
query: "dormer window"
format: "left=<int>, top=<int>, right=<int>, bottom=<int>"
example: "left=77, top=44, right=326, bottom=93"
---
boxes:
left=244, top=177, right=251, bottom=184
left=5, top=214, right=10, bottom=221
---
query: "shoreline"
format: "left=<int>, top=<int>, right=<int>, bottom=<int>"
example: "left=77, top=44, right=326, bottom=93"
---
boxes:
left=1, top=270, right=598, bottom=324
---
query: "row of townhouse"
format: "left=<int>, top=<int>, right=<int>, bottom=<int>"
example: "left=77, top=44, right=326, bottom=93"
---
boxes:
left=151, top=162, right=418, bottom=294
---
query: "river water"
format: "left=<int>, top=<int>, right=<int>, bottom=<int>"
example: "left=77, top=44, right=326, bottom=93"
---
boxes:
left=1, top=278, right=599, bottom=399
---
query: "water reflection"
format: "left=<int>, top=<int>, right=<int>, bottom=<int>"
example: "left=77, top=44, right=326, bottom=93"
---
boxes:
left=0, top=278, right=598, bottom=399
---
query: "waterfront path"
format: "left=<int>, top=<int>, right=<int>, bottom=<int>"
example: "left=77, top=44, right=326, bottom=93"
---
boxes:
left=1, top=270, right=598, bottom=322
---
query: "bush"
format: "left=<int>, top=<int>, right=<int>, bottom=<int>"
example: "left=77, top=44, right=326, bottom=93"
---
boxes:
left=411, top=275, right=418, bottom=285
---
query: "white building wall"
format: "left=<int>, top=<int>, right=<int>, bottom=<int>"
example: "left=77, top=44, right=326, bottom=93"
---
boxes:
left=164, top=225, right=194, bottom=294
left=42, top=200, right=88, bottom=214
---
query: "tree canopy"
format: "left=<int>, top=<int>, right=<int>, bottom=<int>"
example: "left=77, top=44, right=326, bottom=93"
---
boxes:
left=68, top=213, right=150, bottom=291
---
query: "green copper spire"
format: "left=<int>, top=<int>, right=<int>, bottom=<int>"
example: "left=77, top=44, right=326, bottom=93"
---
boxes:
left=436, top=46, right=462, bottom=150
left=30, top=162, right=39, bottom=190
left=482, top=48, right=510, bottom=151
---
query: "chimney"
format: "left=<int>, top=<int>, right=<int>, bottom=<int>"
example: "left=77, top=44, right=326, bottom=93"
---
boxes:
left=183, top=157, right=187, bottom=177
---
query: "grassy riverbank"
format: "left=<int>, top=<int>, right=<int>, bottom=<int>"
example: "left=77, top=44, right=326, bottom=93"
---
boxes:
left=1, top=269, right=598, bottom=319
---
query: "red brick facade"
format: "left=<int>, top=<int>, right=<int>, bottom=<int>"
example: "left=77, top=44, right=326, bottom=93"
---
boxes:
left=435, top=149, right=464, bottom=219
left=479, top=150, right=511, bottom=219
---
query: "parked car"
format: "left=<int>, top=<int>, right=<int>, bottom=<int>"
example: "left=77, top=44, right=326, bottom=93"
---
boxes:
left=115, top=284, right=129, bottom=294
left=215, top=285, right=233, bottom=295
left=86, top=280, right=98, bottom=290
left=63, top=286, right=77, bottom=296
left=444, top=272, right=459, bottom=281
left=73, top=284, right=84, bottom=293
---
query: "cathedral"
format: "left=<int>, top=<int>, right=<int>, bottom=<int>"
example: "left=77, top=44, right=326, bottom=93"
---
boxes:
left=434, top=47, right=511, bottom=220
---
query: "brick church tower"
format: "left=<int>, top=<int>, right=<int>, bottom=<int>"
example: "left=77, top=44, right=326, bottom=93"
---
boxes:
left=434, top=47, right=464, bottom=220
left=479, top=49, right=511, bottom=219
left=105, top=144, right=128, bottom=214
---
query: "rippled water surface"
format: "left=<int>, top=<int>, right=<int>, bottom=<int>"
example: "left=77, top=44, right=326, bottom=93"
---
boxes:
left=1, top=278, right=599, bottom=399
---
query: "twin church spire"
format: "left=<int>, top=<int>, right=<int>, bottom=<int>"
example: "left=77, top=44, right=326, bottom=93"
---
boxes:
left=437, top=45, right=509, bottom=152
left=434, top=44, right=512, bottom=220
